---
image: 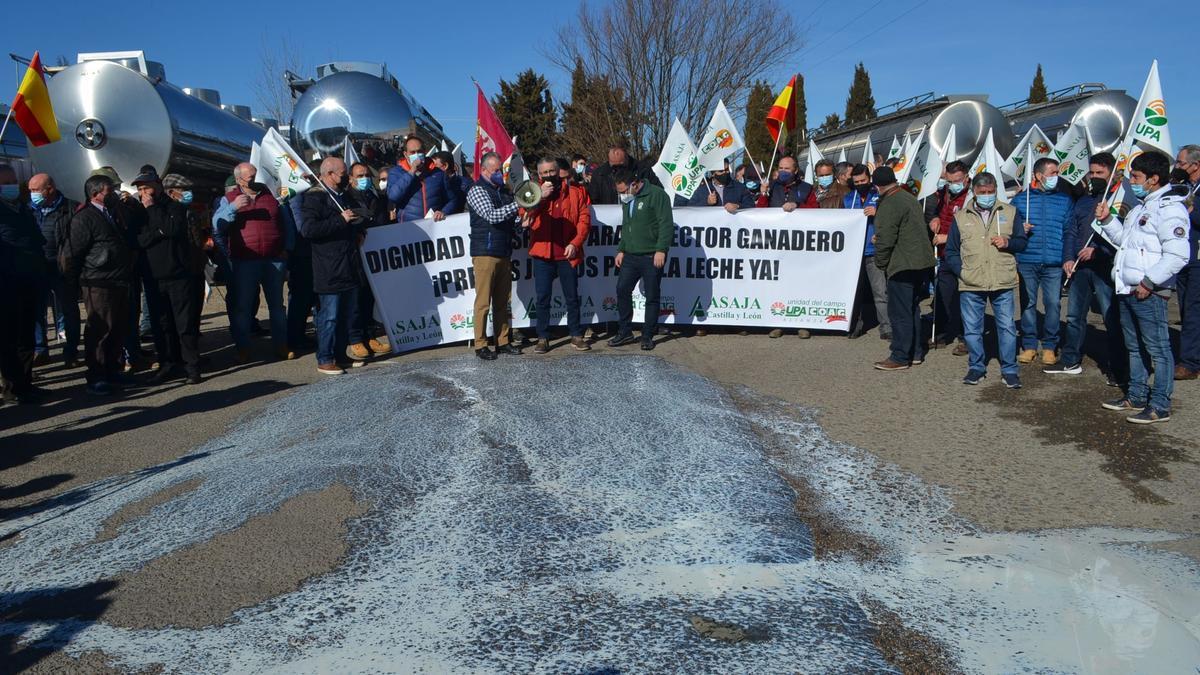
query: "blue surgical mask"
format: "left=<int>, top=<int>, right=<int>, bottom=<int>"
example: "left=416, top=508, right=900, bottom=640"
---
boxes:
left=975, top=193, right=996, bottom=209
left=179, top=191, right=194, bottom=205
left=1130, top=182, right=1148, bottom=199
left=356, top=177, right=371, bottom=191
left=948, top=182, right=965, bottom=195
left=574, top=164, right=585, bottom=175
left=937, top=178, right=947, bottom=190
left=30, top=191, right=45, bottom=206
left=1041, top=175, right=1059, bottom=191
left=489, top=170, right=505, bottom=187
left=744, top=180, right=759, bottom=191
left=816, top=175, right=834, bottom=188
left=0, top=184, right=19, bottom=201
left=408, top=153, right=425, bottom=166
left=777, top=171, right=794, bottom=183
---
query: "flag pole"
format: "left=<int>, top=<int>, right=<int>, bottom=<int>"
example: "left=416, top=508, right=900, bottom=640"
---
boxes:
left=764, top=130, right=784, bottom=190
left=0, top=106, right=14, bottom=148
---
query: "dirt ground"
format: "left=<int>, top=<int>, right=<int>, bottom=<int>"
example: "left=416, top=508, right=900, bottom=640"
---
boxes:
left=1, top=292, right=1195, bottom=671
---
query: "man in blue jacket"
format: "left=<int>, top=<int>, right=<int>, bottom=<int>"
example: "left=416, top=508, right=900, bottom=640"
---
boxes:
left=1045, top=152, right=1131, bottom=384
left=845, top=164, right=889, bottom=340
left=686, top=162, right=755, bottom=212
left=1013, top=158, right=1075, bottom=366
left=386, top=136, right=460, bottom=223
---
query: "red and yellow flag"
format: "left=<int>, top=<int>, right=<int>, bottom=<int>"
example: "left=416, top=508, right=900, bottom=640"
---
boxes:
left=764, top=75, right=797, bottom=145
left=11, top=52, right=61, bottom=147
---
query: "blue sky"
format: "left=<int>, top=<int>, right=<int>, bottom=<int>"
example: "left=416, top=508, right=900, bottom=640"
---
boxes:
left=4, top=0, right=1198, bottom=154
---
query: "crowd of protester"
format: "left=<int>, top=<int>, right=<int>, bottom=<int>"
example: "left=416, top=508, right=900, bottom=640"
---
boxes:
left=1, top=137, right=1195, bottom=425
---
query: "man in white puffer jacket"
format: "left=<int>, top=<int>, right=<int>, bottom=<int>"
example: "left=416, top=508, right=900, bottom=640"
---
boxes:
left=1094, top=152, right=1190, bottom=424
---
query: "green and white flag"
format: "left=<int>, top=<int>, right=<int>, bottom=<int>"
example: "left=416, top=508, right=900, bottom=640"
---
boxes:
left=1054, top=121, right=1091, bottom=185
left=803, top=139, right=825, bottom=184
left=1128, top=60, right=1172, bottom=156
left=259, top=127, right=316, bottom=199
left=887, top=135, right=902, bottom=159
left=896, top=126, right=925, bottom=185
left=697, top=100, right=745, bottom=172
left=860, top=131, right=873, bottom=166
left=1001, top=124, right=1053, bottom=182
left=969, top=128, right=1008, bottom=202
left=653, top=118, right=705, bottom=200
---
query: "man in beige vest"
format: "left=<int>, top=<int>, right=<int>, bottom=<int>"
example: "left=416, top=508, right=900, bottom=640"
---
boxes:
left=944, top=172, right=1028, bottom=388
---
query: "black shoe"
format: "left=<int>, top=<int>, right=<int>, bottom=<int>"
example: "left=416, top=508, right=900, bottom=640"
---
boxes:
left=608, top=333, right=637, bottom=347
left=1043, top=362, right=1083, bottom=375
left=186, top=372, right=202, bottom=385
left=640, top=340, right=655, bottom=351
left=847, top=327, right=865, bottom=340
left=475, top=348, right=497, bottom=361
left=496, top=344, right=523, bottom=356
left=150, top=364, right=179, bottom=385
left=879, top=331, right=892, bottom=341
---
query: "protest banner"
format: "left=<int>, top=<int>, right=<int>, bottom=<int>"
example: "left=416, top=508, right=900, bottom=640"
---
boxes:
left=361, top=206, right=867, bottom=353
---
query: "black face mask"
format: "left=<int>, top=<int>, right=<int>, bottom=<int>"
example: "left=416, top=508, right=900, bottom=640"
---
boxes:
left=541, top=175, right=560, bottom=190
left=1088, top=177, right=1107, bottom=197
left=713, top=173, right=731, bottom=185
left=855, top=183, right=872, bottom=196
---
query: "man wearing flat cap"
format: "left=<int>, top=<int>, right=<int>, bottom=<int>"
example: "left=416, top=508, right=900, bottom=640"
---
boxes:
left=871, top=166, right=936, bottom=371
left=134, top=171, right=205, bottom=384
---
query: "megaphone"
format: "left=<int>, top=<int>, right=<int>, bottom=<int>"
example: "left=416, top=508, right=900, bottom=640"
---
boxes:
left=513, top=180, right=543, bottom=208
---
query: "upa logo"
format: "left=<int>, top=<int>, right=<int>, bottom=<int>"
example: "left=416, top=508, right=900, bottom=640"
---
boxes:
left=448, top=313, right=474, bottom=331
left=770, top=301, right=787, bottom=316
left=1137, top=100, right=1167, bottom=142
left=671, top=174, right=690, bottom=193
left=602, top=296, right=617, bottom=312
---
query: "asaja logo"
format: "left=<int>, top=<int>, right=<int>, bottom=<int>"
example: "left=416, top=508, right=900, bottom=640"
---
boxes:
left=449, top=313, right=473, bottom=330
left=1034, top=141, right=1052, bottom=155
left=1145, top=99, right=1167, bottom=127
left=602, top=296, right=617, bottom=312
left=393, top=313, right=442, bottom=336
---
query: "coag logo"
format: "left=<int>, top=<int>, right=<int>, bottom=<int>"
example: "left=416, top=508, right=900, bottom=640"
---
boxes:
left=1145, top=99, right=1167, bottom=127
left=715, top=129, right=733, bottom=149
left=894, top=155, right=908, bottom=172
left=1034, top=141, right=1051, bottom=155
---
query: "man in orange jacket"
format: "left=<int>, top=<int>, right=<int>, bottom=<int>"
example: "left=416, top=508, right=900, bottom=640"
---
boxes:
left=522, top=157, right=592, bottom=353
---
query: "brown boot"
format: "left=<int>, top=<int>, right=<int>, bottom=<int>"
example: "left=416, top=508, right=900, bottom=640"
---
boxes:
left=348, top=343, right=370, bottom=361
left=1041, top=349, right=1058, bottom=366
left=797, top=329, right=811, bottom=339
left=1017, top=349, right=1037, bottom=364
left=768, top=329, right=783, bottom=338
left=571, top=336, right=591, bottom=351
left=367, top=338, right=390, bottom=355
left=1175, top=365, right=1199, bottom=380
left=533, top=339, right=550, bottom=354
left=873, top=358, right=911, bottom=371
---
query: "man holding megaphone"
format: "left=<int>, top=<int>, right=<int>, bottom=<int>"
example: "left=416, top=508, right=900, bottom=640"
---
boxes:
left=522, top=158, right=593, bottom=354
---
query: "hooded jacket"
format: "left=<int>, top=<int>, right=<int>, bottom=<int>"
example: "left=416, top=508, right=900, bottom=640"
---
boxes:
left=386, top=158, right=460, bottom=223
left=1099, top=184, right=1190, bottom=296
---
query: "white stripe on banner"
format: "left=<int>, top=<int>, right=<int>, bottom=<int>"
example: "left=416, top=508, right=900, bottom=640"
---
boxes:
left=361, top=206, right=868, bottom=353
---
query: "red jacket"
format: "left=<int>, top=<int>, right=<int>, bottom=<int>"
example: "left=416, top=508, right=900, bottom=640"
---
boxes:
left=932, top=187, right=968, bottom=258
left=225, top=189, right=284, bottom=260
left=527, top=183, right=591, bottom=266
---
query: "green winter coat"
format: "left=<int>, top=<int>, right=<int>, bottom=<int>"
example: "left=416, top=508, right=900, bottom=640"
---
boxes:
left=873, top=187, right=936, bottom=277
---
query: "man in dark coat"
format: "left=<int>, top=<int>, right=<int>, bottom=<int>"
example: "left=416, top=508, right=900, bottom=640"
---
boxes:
left=0, top=164, right=48, bottom=403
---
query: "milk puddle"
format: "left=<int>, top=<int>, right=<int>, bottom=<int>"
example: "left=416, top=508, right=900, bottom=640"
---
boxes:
left=1, top=356, right=1196, bottom=673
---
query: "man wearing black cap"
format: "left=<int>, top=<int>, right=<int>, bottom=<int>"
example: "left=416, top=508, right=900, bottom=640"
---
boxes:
left=136, top=172, right=205, bottom=384
left=871, top=167, right=936, bottom=370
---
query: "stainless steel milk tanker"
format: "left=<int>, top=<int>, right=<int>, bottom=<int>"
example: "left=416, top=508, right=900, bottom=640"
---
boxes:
left=1003, top=87, right=1136, bottom=154
left=30, top=57, right=264, bottom=202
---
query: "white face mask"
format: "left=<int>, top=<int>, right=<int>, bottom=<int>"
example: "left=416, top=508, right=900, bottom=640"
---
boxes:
left=618, top=192, right=634, bottom=204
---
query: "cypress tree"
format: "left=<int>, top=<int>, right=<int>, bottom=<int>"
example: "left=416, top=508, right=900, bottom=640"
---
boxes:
left=744, top=80, right=776, bottom=169
left=843, top=63, right=877, bottom=125
left=821, top=113, right=841, bottom=133
left=492, top=69, right=560, bottom=162
left=1028, top=64, right=1048, bottom=104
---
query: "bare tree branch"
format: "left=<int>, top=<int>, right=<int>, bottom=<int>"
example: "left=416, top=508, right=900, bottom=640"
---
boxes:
left=253, top=35, right=307, bottom=124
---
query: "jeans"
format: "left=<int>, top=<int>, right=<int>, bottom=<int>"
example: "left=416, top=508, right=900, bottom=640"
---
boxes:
left=1017, top=262, right=1063, bottom=350
left=315, top=287, right=358, bottom=365
left=33, top=271, right=80, bottom=359
left=1062, top=265, right=1126, bottom=381
left=1118, top=293, right=1174, bottom=412
left=287, top=255, right=315, bottom=349
left=0, top=275, right=41, bottom=396
left=616, top=253, right=663, bottom=339
left=885, top=269, right=928, bottom=364
left=349, top=280, right=377, bottom=346
left=230, top=258, right=287, bottom=349
left=933, top=262, right=962, bottom=341
left=533, top=258, right=582, bottom=340
left=960, top=289, right=1019, bottom=376
left=1177, top=265, right=1200, bottom=371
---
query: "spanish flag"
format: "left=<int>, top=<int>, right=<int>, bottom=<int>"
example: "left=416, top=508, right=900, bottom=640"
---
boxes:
left=764, top=75, right=797, bottom=145
left=11, top=52, right=61, bottom=147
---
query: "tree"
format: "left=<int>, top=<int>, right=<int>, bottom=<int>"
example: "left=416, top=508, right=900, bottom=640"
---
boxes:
left=492, top=69, right=560, bottom=163
left=821, top=113, right=841, bottom=133
left=253, top=35, right=306, bottom=125
left=559, top=58, right=641, bottom=161
left=550, top=0, right=806, bottom=155
left=1028, top=64, right=1048, bottom=104
left=788, top=74, right=809, bottom=157
left=843, top=63, right=876, bottom=125
left=743, top=80, right=775, bottom=170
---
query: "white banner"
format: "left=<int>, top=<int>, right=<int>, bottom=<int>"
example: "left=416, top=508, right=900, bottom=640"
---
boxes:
left=361, top=206, right=868, bottom=353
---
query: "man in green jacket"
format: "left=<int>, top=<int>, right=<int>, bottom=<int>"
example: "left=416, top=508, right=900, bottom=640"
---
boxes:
left=608, top=166, right=674, bottom=350
left=872, top=167, right=936, bottom=370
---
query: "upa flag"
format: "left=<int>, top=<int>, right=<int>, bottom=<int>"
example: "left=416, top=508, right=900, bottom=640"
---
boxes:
left=249, top=141, right=279, bottom=198
left=1054, top=121, right=1090, bottom=185
left=887, top=135, right=903, bottom=159
left=343, top=134, right=361, bottom=168
left=764, top=75, right=797, bottom=144
left=11, top=52, right=61, bottom=146
left=969, top=128, right=1008, bottom=202
left=697, top=99, right=745, bottom=172
left=1002, top=124, right=1053, bottom=182
left=1128, top=60, right=1172, bottom=156
left=912, top=133, right=943, bottom=200
left=895, top=126, right=925, bottom=185
left=836, top=147, right=847, bottom=164
left=942, top=124, right=959, bottom=163
left=654, top=118, right=705, bottom=200
left=473, top=82, right=515, bottom=180
left=259, top=127, right=316, bottom=199
left=860, top=131, right=873, bottom=166
left=803, top=139, right=825, bottom=184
